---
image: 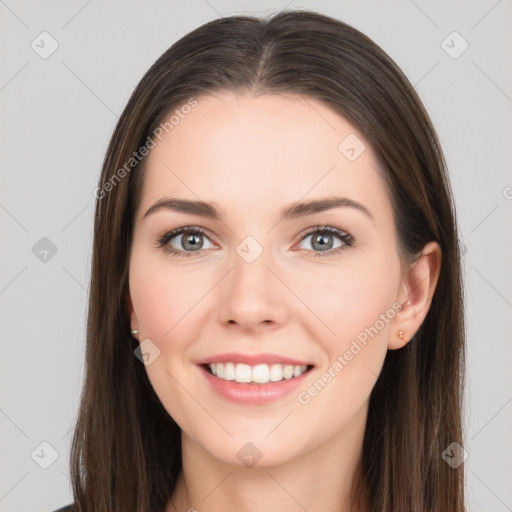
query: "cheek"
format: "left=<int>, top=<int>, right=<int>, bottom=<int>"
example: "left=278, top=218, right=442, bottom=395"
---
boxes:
left=293, top=279, right=395, bottom=430
left=129, top=254, right=209, bottom=424
left=293, top=255, right=400, bottom=343
left=129, top=254, right=217, bottom=401
left=292, top=252, right=400, bottom=399
left=129, top=253, right=208, bottom=340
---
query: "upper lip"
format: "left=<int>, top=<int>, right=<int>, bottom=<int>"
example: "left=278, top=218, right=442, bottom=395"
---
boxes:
left=196, top=352, right=313, bottom=367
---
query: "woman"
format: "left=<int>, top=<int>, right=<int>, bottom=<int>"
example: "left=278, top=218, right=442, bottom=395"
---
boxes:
left=54, top=8, right=466, bottom=512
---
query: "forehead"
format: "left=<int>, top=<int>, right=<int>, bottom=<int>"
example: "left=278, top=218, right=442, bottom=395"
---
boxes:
left=138, top=91, right=390, bottom=221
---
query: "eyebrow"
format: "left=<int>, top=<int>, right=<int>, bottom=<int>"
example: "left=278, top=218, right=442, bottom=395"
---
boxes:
left=143, top=196, right=374, bottom=222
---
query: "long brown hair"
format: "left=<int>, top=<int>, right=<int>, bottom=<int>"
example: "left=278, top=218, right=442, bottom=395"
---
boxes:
left=69, top=9, right=466, bottom=512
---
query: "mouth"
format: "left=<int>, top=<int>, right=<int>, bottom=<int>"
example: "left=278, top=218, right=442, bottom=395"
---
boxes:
left=201, top=362, right=314, bottom=384
left=198, top=362, right=315, bottom=405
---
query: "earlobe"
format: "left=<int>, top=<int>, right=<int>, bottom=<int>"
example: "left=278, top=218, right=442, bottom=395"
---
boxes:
left=388, top=241, right=442, bottom=350
left=388, top=327, right=409, bottom=350
left=126, top=290, right=139, bottom=338
left=126, top=290, right=134, bottom=315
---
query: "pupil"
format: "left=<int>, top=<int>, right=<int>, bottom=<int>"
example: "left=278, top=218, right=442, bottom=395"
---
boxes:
left=184, top=233, right=202, bottom=251
left=314, top=234, right=332, bottom=250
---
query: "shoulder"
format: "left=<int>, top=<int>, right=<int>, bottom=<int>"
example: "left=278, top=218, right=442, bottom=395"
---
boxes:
left=51, top=505, right=74, bottom=512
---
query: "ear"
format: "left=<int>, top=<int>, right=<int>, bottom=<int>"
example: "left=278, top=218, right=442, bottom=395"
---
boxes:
left=388, top=241, right=442, bottom=350
left=126, top=289, right=139, bottom=336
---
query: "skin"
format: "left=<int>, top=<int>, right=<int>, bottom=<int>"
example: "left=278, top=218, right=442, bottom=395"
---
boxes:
left=127, top=91, right=441, bottom=512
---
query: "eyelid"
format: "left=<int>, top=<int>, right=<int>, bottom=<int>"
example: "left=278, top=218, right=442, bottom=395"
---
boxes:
left=156, top=224, right=355, bottom=258
left=293, top=225, right=354, bottom=254
left=155, top=225, right=217, bottom=252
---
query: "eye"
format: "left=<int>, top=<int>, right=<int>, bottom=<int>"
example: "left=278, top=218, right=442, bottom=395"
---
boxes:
left=155, top=227, right=215, bottom=257
left=155, top=225, right=354, bottom=258
left=296, top=226, right=354, bottom=257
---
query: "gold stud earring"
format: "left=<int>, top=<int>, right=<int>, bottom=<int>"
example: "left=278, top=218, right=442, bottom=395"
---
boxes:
left=398, top=329, right=406, bottom=340
left=131, top=328, right=139, bottom=335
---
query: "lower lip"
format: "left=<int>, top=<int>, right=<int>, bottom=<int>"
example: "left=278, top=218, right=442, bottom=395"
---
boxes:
left=199, top=365, right=313, bottom=405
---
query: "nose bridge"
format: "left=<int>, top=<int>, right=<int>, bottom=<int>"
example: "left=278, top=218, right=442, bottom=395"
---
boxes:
left=217, top=232, right=286, bottom=328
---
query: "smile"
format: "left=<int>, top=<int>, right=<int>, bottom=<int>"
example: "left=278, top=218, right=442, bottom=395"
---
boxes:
left=199, top=363, right=315, bottom=405
left=206, top=362, right=311, bottom=384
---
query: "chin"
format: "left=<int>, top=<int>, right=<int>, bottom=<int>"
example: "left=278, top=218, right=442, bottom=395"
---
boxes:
left=198, top=431, right=307, bottom=469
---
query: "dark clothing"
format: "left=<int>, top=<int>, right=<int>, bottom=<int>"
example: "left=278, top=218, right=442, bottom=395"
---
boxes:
left=52, top=505, right=74, bottom=512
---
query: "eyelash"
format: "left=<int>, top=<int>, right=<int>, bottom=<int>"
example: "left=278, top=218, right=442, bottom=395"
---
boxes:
left=155, top=225, right=355, bottom=258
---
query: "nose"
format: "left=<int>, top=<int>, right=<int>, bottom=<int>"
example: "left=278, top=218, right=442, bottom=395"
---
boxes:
left=217, top=241, right=289, bottom=332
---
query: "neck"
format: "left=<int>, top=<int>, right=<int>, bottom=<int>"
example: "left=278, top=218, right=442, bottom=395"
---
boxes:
left=167, top=401, right=369, bottom=512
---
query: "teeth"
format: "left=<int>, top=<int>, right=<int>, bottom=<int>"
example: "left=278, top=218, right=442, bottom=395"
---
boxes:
left=207, top=362, right=309, bottom=384
left=269, top=364, right=283, bottom=382
left=224, top=362, right=235, bottom=380
left=235, top=363, right=252, bottom=383
left=252, top=364, right=270, bottom=383
left=283, top=365, right=294, bottom=379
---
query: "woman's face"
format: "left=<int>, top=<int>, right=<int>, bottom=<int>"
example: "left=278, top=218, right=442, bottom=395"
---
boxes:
left=128, top=91, right=408, bottom=467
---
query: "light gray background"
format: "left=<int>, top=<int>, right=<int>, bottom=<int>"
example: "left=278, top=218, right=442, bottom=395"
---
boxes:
left=1, top=1, right=511, bottom=511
